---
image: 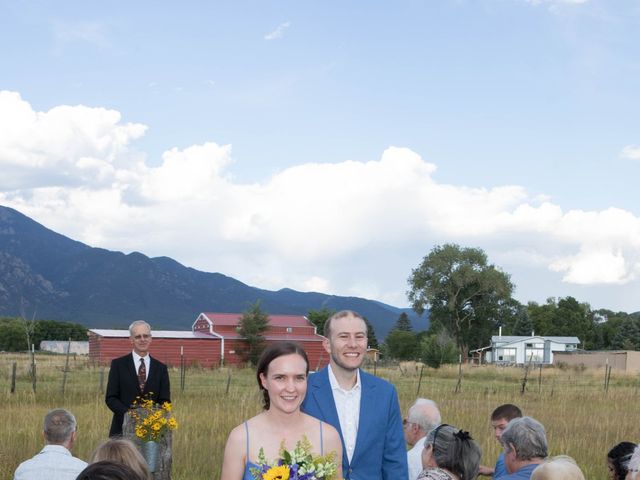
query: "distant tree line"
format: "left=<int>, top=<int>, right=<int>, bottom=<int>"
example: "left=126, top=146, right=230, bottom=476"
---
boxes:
left=381, top=243, right=640, bottom=367
left=0, top=317, right=87, bottom=352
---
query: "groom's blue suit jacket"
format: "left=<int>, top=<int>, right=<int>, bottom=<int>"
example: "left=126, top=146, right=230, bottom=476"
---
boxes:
left=301, top=366, right=408, bottom=480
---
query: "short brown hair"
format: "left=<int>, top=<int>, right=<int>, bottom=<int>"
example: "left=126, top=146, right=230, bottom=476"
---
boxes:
left=491, top=403, right=522, bottom=422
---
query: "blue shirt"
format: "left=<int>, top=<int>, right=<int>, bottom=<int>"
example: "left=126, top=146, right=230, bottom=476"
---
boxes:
left=501, top=463, right=539, bottom=480
left=494, top=452, right=507, bottom=479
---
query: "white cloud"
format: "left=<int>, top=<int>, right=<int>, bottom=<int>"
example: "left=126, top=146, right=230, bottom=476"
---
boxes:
left=264, top=22, right=291, bottom=40
left=1, top=91, right=640, bottom=309
left=621, top=145, right=640, bottom=161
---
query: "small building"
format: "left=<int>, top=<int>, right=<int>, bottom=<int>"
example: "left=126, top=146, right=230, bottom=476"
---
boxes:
left=88, top=312, right=328, bottom=369
left=478, top=333, right=580, bottom=365
left=553, top=350, right=640, bottom=373
left=40, top=340, right=89, bottom=355
left=366, top=348, right=380, bottom=363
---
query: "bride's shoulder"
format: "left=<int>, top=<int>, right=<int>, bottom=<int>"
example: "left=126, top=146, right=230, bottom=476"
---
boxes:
left=227, top=414, right=265, bottom=442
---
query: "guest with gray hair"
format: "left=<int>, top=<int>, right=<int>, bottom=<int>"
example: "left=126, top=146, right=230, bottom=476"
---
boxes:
left=418, top=424, right=481, bottom=480
left=500, top=417, right=548, bottom=479
left=627, top=445, right=640, bottom=480
left=13, top=408, right=87, bottom=480
left=405, top=399, right=442, bottom=480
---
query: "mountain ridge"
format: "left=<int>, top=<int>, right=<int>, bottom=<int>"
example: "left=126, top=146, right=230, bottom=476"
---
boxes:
left=0, top=205, right=426, bottom=338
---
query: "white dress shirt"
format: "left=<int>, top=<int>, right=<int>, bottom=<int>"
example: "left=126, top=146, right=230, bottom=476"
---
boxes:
left=132, top=351, right=149, bottom=381
left=14, top=444, right=87, bottom=480
left=327, top=364, right=362, bottom=463
left=407, top=435, right=427, bottom=480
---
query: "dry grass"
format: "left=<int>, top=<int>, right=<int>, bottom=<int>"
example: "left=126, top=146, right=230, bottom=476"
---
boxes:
left=1, top=353, right=639, bottom=479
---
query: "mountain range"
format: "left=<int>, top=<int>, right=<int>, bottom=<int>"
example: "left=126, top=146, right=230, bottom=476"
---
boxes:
left=0, top=205, right=425, bottom=339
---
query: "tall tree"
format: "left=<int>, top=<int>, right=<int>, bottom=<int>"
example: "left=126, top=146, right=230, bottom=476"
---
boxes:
left=364, top=317, right=379, bottom=349
left=407, top=243, right=514, bottom=358
left=238, top=301, right=270, bottom=365
left=394, top=312, right=413, bottom=332
left=385, top=330, right=419, bottom=360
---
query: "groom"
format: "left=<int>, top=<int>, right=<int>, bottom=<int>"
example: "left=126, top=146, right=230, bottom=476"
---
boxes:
left=302, top=310, right=408, bottom=480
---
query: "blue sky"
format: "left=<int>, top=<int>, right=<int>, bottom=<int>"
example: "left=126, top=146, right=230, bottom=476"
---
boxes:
left=1, top=0, right=639, bottom=313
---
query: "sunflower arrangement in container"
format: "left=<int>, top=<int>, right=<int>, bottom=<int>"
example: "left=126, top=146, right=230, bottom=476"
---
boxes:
left=129, top=392, right=178, bottom=442
left=250, top=437, right=337, bottom=480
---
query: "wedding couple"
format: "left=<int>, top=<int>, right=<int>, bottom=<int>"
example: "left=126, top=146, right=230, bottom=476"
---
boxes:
left=221, top=310, right=408, bottom=480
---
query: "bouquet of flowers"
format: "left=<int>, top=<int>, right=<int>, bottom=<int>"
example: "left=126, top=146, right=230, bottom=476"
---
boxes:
left=129, top=392, right=178, bottom=442
left=250, top=437, right=338, bottom=480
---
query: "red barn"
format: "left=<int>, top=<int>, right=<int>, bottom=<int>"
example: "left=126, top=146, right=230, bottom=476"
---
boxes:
left=88, top=312, right=328, bottom=369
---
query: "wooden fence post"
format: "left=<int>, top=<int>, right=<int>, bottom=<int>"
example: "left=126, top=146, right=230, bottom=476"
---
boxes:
left=11, top=362, right=17, bottom=393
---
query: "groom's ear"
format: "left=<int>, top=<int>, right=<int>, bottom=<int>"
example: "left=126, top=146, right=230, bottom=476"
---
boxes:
left=322, top=337, right=331, bottom=355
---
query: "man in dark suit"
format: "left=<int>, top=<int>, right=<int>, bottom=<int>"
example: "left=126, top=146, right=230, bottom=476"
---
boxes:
left=301, top=310, right=408, bottom=480
left=105, top=320, right=171, bottom=437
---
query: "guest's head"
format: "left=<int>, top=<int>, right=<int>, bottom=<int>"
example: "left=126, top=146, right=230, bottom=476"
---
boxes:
left=627, top=445, right=640, bottom=480
left=90, top=438, right=151, bottom=480
left=490, top=403, right=522, bottom=442
left=129, top=320, right=152, bottom=356
left=501, top=417, right=548, bottom=474
left=531, top=456, right=585, bottom=480
left=322, top=310, right=368, bottom=374
left=76, top=460, right=146, bottom=480
left=43, top=408, right=78, bottom=449
left=422, top=424, right=481, bottom=480
left=256, top=341, right=309, bottom=410
left=607, top=442, right=636, bottom=480
left=404, top=398, right=441, bottom=447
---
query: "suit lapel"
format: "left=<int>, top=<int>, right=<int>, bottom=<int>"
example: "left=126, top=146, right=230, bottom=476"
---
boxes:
left=310, top=369, right=342, bottom=435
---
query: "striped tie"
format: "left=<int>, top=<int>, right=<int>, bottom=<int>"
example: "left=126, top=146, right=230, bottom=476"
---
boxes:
left=138, top=358, right=146, bottom=392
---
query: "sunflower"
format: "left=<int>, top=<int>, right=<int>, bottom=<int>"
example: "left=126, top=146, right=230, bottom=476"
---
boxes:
left=262, top=465, right=290, bottom=480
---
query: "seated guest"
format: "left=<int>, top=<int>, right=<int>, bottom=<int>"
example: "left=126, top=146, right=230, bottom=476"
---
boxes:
left=90, top=438, right=151, bottom=480
left=76, top=461, right=146, bottom=480
left=500, top=417, right=548, bottom=480
left=417, top=424, right=481, bottom=480
left=479, top=403, right=523, bottom=478
left=14, top=408, right=87, bottom=480
left=405, top=398, right=442, bottom=480
left=530, top=456, right=585, bottom=480
left=607, top=441, right=636, bottom=480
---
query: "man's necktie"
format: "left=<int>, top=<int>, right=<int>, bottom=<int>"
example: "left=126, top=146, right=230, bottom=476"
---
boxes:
left=138, top=357, right=146, bottom=392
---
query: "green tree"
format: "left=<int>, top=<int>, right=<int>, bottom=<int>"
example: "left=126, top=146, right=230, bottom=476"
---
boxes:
left=407, top=243, right=514, bottom=358
left=394, top=312, right=412, bottom=332
left=420, top=330, right=458, bottom=368
left=307, top=308, right=335, bottom=336
left=385, top=330, right=419, bottom=360
left=364, top=318, right=379, bottom=349
left=0, top=318, right=25, bottom=351
left=238, top=301, right=270, bottom=365
left=513, top=312, right=534, bottom=336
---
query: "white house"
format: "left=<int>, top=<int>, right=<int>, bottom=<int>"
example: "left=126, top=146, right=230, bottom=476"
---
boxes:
left=483, top=333, right=580, bottom=365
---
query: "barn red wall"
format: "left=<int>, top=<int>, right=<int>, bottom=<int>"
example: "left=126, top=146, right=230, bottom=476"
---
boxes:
left=90, top=333, right=328, bottom=370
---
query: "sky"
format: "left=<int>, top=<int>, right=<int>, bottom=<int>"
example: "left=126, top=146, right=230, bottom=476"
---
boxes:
left=1, top=0, right=639, bottom=313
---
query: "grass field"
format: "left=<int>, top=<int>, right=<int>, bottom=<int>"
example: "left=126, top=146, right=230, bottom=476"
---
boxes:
left=1, top=353, right=639, bottom=479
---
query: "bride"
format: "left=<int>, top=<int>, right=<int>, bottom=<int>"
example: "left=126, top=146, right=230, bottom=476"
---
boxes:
left=221, top=341, right=343, bottom=480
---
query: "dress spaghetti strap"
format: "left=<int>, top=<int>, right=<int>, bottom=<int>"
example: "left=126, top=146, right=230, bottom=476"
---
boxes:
left=244, top=421, right=250, bottom=457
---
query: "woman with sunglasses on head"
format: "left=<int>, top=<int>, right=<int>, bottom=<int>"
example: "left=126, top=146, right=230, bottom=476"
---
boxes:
left=418, top=424, right=482, bottom=480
